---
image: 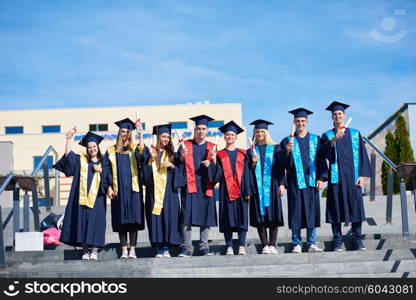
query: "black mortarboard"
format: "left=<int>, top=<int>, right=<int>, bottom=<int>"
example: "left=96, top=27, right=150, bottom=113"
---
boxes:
left=218, top=120, right=244, bottom=135
left=325, top=101, right=350, bottom=113
left=289, top=108, right=314, bottom=118
left=189, top=114, right=215, bottom=126
left=114, top=118, right=136, bottom=130
left=79, top=131, right=104, bottom=147
left=249, top=119, right=274, bottom=130
left=152, top=124, right=172, bottom=135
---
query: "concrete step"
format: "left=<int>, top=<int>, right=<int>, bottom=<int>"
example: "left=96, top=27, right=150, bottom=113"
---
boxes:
left=2, top=258, right=416, bottom=278
left=5, top=237, right=416, bottom=263
left=5, top=248, right=416, bottom=270
left=310, top=272, right=415, bottom=278
left=150, top=260, right=416, bottom=278
left=6, top=235, right=416, bottom=259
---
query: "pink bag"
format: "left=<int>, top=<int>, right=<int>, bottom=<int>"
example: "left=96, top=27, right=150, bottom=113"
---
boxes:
left=43, top=228, right=65, bottom=245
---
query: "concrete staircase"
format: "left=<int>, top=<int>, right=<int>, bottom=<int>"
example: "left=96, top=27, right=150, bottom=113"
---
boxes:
left=1, top=195, right=415, bottom=278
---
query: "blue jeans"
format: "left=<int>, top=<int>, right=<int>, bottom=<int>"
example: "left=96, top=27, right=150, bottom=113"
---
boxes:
left=224, top=230, right=247, bottom=247
left=332, top=222, right=363, bottom=249
left=291, top=228, right=317, bottom=246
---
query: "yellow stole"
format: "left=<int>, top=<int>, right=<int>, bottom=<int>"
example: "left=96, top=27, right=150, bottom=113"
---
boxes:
left=79, top=153, right=101, bottom=208
left=107, top=145, right=140, bottom=195
left=151, top=150, right=168, bottom=216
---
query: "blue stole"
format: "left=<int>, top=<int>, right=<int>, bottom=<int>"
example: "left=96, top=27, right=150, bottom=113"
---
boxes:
left=289, top=134, right=318, bottom=189
left=325, top=128, right=360, bottom=184
left=255, top=145, right=274, bottom=216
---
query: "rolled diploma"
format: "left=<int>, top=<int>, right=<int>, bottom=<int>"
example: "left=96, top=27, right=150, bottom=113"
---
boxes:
left=248, top=137, right=257, bottom=156
left=290, top=124, right=296, bottom=142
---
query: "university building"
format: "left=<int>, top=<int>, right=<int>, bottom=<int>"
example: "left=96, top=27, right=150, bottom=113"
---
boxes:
left=0, top=102, right=245, bottom=206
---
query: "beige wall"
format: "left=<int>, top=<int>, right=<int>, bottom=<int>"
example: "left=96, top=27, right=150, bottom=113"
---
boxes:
left=0, top=103, right=246, bottom=172
left=0, top=102, right=245, bottom=206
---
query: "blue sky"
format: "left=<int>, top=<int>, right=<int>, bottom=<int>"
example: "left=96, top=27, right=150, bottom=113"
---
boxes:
left=0, top=0, right=415, bottom=139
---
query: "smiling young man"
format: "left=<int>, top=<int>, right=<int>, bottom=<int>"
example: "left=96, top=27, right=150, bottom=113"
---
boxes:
left=320, top=101, right=372, bottom=252
left=176, top=115, right=218, bottom=257
left=279, top=108, right=328, bottom=253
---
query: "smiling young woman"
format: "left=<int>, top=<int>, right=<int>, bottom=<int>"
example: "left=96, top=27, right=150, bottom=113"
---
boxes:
left=102, top=118, right=145, bottom=259
left=53, top=130, right=106, bottom=260
left=140, top=124, right=182, bottom=258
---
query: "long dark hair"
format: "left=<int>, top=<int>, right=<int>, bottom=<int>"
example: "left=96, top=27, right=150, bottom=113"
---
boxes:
left=155, top=133, right=175, bottom=169
left=160, top=135, right=175, bottom=162
left=86, top=147, right=103, bottom=163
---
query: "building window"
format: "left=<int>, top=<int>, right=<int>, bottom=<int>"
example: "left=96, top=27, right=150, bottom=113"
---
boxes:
left=33, top=156, right=54, bottom=170
left=5, top=126, right=24, bottom=134
left=208, top=120, right=224, bottom=128
left=169, top=122, right=188, bottom=129
left=89, top=124, right=108, bottom=131
left=42, top=125, right=61, bottom=133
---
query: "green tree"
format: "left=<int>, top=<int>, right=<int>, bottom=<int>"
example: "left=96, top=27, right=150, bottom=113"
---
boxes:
left=381, top=131, right=399, bottom=194
left=394, top=114, right=415, bottom=190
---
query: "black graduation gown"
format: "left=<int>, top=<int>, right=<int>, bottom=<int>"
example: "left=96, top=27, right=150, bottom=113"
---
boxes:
left=279, top=133, right=328, bottom=230
left=210, top=149, right=251, bottom=233
left=102, top=146, right=145, bottom=232
left=248, top=144, right=285, bottom=228
left=53, top=151, right=107, bottom=247
left=320, top=128, right=372, bottom=223
left=175, top=141, right=217, bottom=227
left=141, top=146, right=182, bottom=246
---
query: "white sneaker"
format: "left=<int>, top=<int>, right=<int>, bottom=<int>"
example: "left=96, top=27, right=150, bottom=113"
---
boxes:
left=120, top=249, right=128, bottom=259
left=128, top=248, right=137, bottom=259
left=292, top=245, right=302, bottom=253
left=308, top=244, right=323, bottom=252
left=89, top=250, right=98, bottom=260
left=81, top=252, right=90, bottom=260
left=269, top=246, right=278, bottom=254
left=238, top=246, right=246, bottom=255
left=262, top=245, right=270, bottom=254
left=226, top=247, right=234, bottom=256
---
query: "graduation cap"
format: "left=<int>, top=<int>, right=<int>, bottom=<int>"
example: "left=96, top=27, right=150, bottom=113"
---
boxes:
left=114, top=118, right=136, bottom=130
left=325, top=101, right=350, bottom=113
left=79, top=131, right=104, bottom=147
left=218, top=120, right=244, bottom=135
left=189, top=114, right=214, bottom=126
left=152, top=124, right=172, bottom=135
left=249, top=119, right=274, bottom=130
left=289, top=108, right=314, bottom=119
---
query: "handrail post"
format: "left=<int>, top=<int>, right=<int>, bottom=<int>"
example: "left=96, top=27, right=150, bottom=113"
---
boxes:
left=12, top=183, right=20, bottom=248
left=413, top=176, right=416, bottom=216
left=43, top=161, right=51, bottom=211
left=23, top=191, right=30, bottom=232
left=399, top=178, right=409, bottom=240
left=370, top=152, right=376, bottom=201
left=32, top=185, right=40, bottom=231
left=0, top=205, right=5, bottom=269
left=385, top=170, right=393, bottom=224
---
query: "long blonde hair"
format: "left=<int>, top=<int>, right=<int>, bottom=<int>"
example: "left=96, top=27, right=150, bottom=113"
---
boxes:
left=115, top=128, right=135, bottom=153
left=252, top=129, right=276, bottom=145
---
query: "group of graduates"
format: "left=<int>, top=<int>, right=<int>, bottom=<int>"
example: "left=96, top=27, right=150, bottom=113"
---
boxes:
left=54, top=101, right=372, bottom=260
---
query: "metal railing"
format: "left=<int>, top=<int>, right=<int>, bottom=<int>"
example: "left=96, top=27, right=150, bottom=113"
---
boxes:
left=0, top=146, right=59, bottom=268
left=31, top=145, right=60, bottom=208
left=363, top=136, right=414, bottom=240
left=0, top=172, right=14, bottom=195
left=362, top=136, right=397, bottom=170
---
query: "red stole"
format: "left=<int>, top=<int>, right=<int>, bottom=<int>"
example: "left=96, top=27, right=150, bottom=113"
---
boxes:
left=217, top=148, right=246, bottom=201
left=184, top=139, right=214, bottom=197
